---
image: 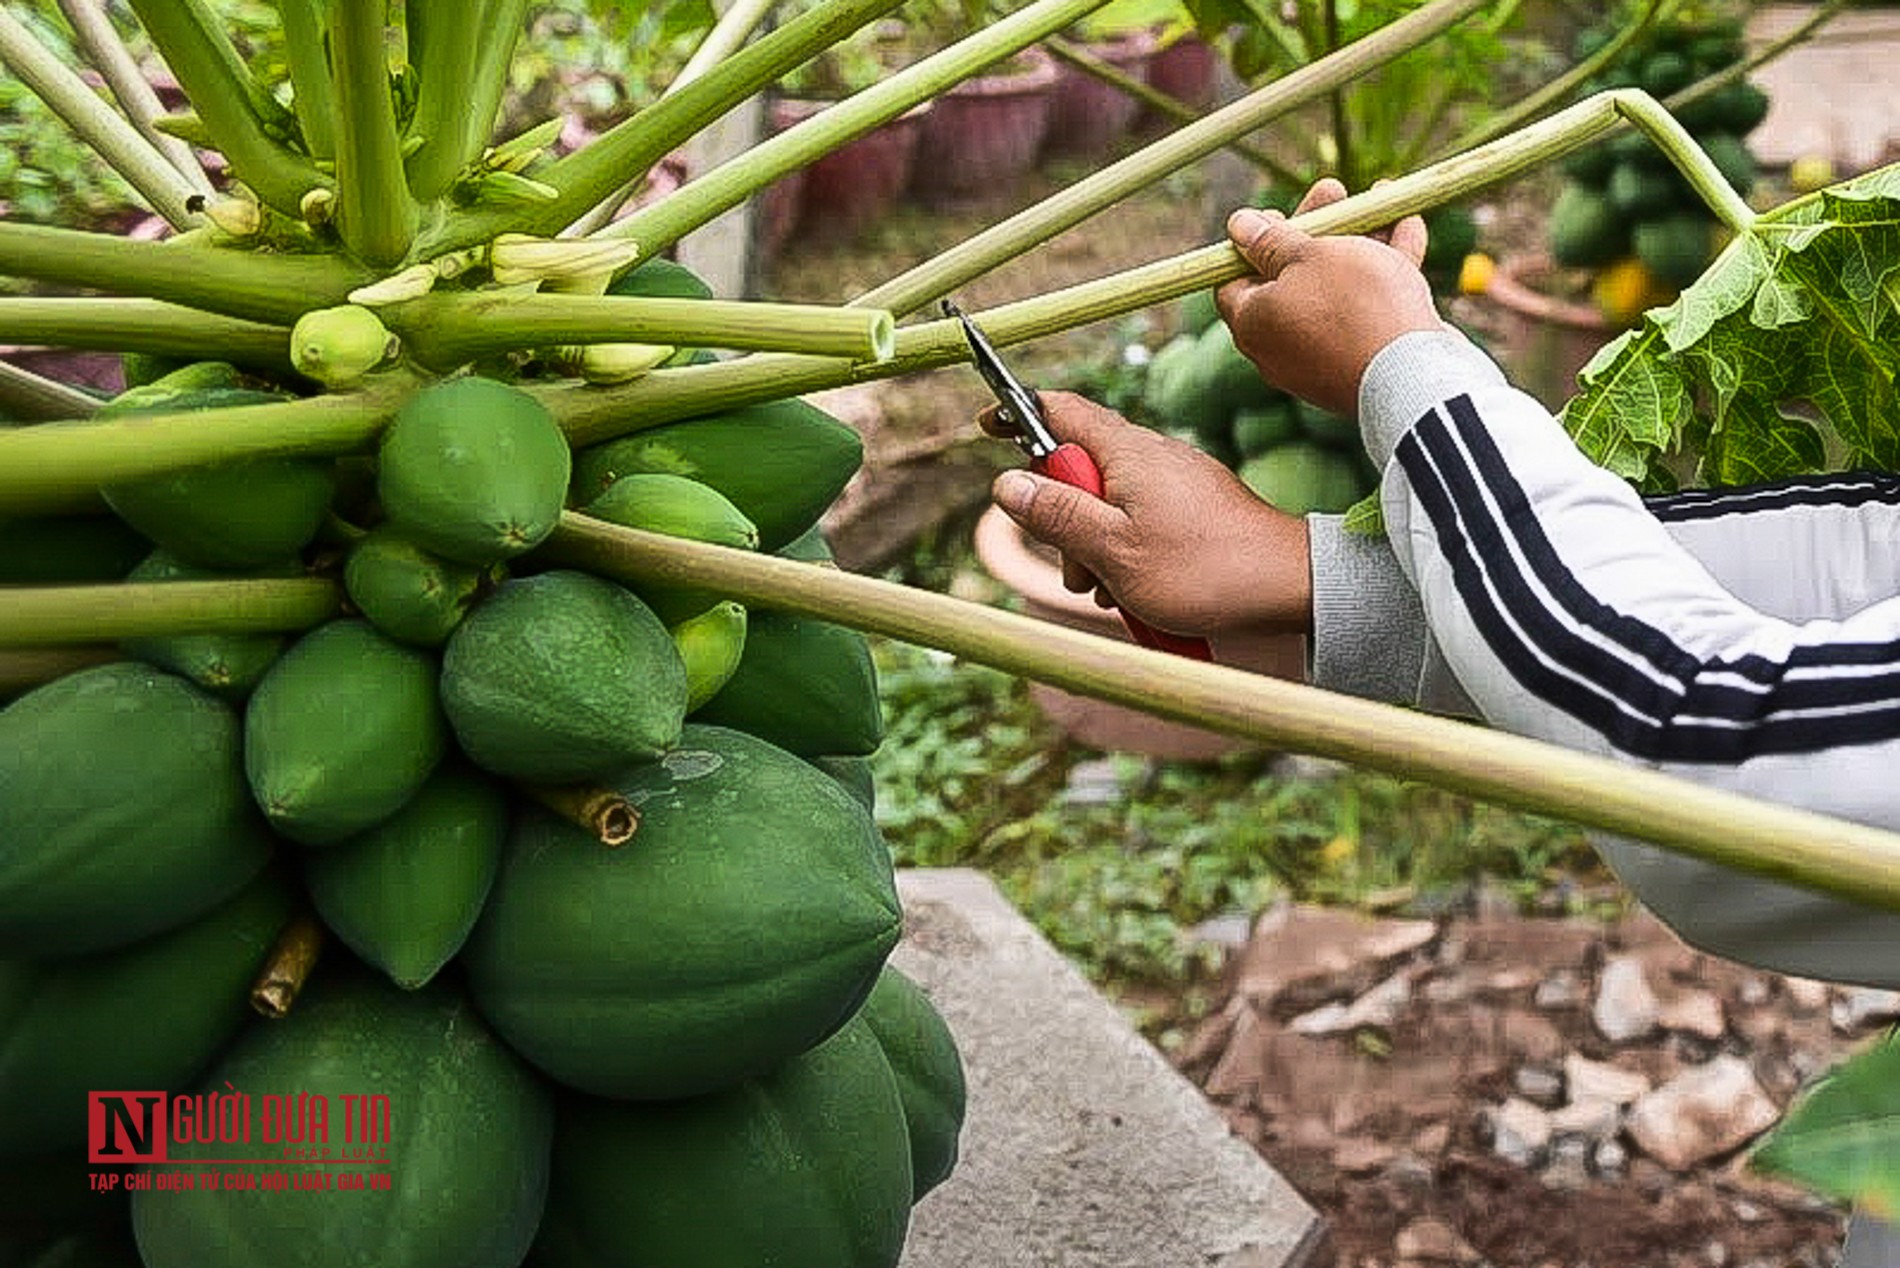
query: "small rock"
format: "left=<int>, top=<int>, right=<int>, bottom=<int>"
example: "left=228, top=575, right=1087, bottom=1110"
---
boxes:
left=1291, top=967, right=1417, bottom=1035
left=1486, top=967, right=1541, bottom=992
left=1386, top=1151, right=1436, bottom=1194
left=1737, top=976, right=1771, bottom=1007
left=1333, top=1137, right=1399, bottom=1174
left=1544, top=1135, right=1592, bottom=1190
left=1184, top=911, right=1254, bottom=950
left=1533, top=970, right=1584, bottom=1010
left=1513, top=1065, right=1565, bottom=1107
left=1784, top=977, right=1830, bottom=1012
left=1423, top=975, right=1470, bottom=1005
left=1412, top=1122, right=1451, bottom=1154
left=1705, top=1240, right=1729, bottom=1268
left=1831, top=986, right=1900, bottom=1033
left=1626, top=1055, right=1780, bottom=1170
left=1549, top=1097, right=1620, bottom=1141
left=1273, top=753, right=1349, bottom=783
left=1061, top=758, right=1126, bottom=806
left=1592, top=1137, right=1628, bottom=1177
left=1486, top=1097, right=1553, bottom=1169
left=1564, top=1054, right=1651, bottom=1106
left=1729, top=1199, right=1766, bottom=1224
left=1234, top=903, right=1438, bottom=1015
left=1500, top=1009, right=1566, bottom=1064
left=1394, top=1217, right=1484, bottom=1264
left=1594, top=956, right=1662, bottom=1043
left=1658, top=988, right=1727, bottom=1040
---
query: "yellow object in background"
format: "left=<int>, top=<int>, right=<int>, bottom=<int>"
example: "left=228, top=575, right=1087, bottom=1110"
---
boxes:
left=1592, top=256, right=1675, bottom=327
left=1790, top=154, right=1836, bottom=194
left=1457, top=251, right=1496, bottom=296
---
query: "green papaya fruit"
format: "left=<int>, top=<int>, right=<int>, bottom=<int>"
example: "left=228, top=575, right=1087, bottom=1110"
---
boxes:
left=119, top=351, right=189, bottom=390
left=1195, top=323, right=1276, bottom=418
left=807, top=753, right=876, bottom=815
left=464, top=724, right=901, bottom=1100
left=531, top=1015, right=912, bottom=1268
left=245, top=620, right=447, bottom=845
left=1239, top=441, right=1368, bottom=516
left=132, top=973, right=554, bottom=1268
left=121, top=550, right=287, bottom=698
left=0, top=515, right=149, bottom=584
left=96, top=386, right=334, bottom=572
left=0, top=869, right=295, bottom=1160
left=1634, top=213, right=1715, bottom=290
left=0, top=663, right=273, bottom=957
left=670, top=600, right=748, bottom=713
left=696, top=611, right=882, bottom=757
left=1176, top=287, right=1220, bottom=335
left=1549, top=184, right=1626, bottom=269
left=343, top=528, right=490, bottom=648
left=778, top=523, right=836, bottom=564
left=1700, top=131, right=1758, bottom=196
left=105, top=362, right=242, bottom=411
left=378, top=376, right=571, bottom=566
left=607, top=256, right=715, bottom=301
left=1230, top=402, right=1298, bottom=458
left=861, top=966, right=966, bottom=1200
left=0, top=1152, right=133, bottom=1267
left=582, top=472, right=759, bottom=623
left=570, top=397, right=861, bottom=552
left=441, top=571, right=686, bottom=782
left=1297, top=402, right=1362, bottom=451
left=301, top=764, right=506, bottom=990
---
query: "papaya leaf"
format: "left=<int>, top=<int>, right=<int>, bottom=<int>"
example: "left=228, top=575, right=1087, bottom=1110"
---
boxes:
left=1751, top=1039, right=1900, bottom=1221
left=1561, top=162, right=1900, bottom=491
left=1701, top=399, right=1825, bottom=486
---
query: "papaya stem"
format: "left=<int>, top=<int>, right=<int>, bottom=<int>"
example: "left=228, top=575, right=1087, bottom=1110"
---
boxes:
left=0, top=6, right=201, bottom=227
left=0, top=222, right=371, bottom=327
left=330, top=0, right=417, bottom=266
left=546, top=513, right=1900, bottom=915
left=0, top=390, right=398, bottom=516
left=402, top=0, right=489, bottom=201
left=250, top=912, right=325, bottom=1020
left=424, top=0, right=904, bottom=254
left=0, top=298, right=293, bottom=367
left=0, top=579, right=343, bottom=647
left=522, top=783, right=641, bottom=847
left=54, top=0, right=216, bottom=194
left=853, top=0, right=1488, bottom=319
left=124, top=0, right=332, bottom=214
left=566, top=0, right=781, bottom=236
left=0, top=647, right=120, bottom=695
left=383, top=293, right=896, bottom=367
left=1041, top=37, right=1296, bottom=184
left=0, top=359, right=103, bottom=421
left=277, top=0, right=337, bottom=161
left=590, top=0, right=1116, bottom=258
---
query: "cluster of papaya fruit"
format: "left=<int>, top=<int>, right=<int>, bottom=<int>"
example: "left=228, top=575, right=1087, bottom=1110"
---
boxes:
left=1135, top=289, right=1378, bottom=516
left=1550, top=12, right=1769, bottom=305
left=0, top=258, right=964, bottom=1268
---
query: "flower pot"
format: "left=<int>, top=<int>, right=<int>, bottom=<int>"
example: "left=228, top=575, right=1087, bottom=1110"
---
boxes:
left=1478, top=253, right=1620, bottom=412
left=1144, top=33, right=1217, bottom=113
left=973, top=505, right=1304, bottom=761
left=909, top=49, right=1058, bottom=204
left=1043, top=30, right=1158, bottom=160
left=770, top=98, right=931, bottom=243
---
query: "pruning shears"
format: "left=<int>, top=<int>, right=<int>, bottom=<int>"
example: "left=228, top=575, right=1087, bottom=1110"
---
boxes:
left=943, top=299, right=1213, bottom=662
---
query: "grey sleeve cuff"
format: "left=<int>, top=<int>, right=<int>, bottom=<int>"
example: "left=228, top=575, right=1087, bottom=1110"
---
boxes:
left=1306, top=512, right=1429, bottom=705
left=1356, top=328, right=1510, bottom=469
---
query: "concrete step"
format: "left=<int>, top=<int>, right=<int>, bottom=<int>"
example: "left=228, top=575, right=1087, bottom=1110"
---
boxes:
left=894, top=868, right=1326, bottom=1268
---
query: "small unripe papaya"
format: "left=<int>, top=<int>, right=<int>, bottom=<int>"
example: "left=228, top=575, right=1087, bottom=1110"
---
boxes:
left=378, top=377, right=570, bottom=566
left=670, top=600, right=747, bottom=712
left=290, top=305, right=398, bottom=387
left=344, top=529, right=490, bottom=648
left=584, top=472, right=758, bottom=623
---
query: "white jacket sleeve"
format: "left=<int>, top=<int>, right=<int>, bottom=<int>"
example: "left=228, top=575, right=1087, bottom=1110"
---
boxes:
left=1347, top=329, right=1900, bottom=988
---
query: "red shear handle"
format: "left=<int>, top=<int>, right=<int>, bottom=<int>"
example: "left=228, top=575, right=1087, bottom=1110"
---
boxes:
left=1031, top=443, right=1215, bottom=662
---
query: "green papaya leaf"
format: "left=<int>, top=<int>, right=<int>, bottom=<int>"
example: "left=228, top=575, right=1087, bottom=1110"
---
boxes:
left=1751, top=1038, right=1900, bottom=1221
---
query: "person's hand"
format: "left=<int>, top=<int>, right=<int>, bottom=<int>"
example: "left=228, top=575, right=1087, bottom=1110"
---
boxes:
left=1216, top=178, right=1445, bottom=418
left=984, top=391, right=1312, bottom=637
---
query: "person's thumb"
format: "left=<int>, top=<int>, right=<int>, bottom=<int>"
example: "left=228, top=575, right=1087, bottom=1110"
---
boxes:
left=992, top=469, right=1119, bottom=565
left=1227, top=207, right=1309, bottom=280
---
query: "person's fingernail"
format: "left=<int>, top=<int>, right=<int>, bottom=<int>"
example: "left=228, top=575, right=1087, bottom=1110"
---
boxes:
left=1227, top=208, right=1275, bottom=238
left=994, top=470, right=1037, bottom=515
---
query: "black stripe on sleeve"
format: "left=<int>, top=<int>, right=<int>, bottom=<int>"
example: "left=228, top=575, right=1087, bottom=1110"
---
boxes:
left=1644, top=471, right=1900, bottom=523
left=1396, top=398, right=1900, bottom=762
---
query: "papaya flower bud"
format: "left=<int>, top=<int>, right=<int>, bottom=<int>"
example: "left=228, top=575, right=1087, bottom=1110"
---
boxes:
left=488, top=234, right=641, bottom=286
left=348, top=264, right=440, bottom=307
left=292, top=305, right=400, bottom=387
